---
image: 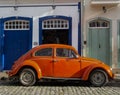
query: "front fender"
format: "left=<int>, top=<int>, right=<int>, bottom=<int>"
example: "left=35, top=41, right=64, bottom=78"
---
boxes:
left=9, top=60, right=42, bottom=79
left=82, top=64, right=113, bottom=80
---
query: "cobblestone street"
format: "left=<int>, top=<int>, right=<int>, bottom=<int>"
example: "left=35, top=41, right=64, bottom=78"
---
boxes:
left=0, top=79, right=119, bottom=95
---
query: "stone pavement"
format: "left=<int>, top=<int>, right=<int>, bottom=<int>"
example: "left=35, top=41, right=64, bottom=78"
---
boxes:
left=0, top=79, right=119, bottom=95
left=0, top=73, right=120, bottom=95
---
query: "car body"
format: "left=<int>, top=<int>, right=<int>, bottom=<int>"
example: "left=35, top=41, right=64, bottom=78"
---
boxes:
left=8, top=44, right=114, bottom=86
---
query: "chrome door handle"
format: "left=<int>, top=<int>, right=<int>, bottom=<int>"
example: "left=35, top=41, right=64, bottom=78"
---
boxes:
left=52, top=60, right=58, bottom=62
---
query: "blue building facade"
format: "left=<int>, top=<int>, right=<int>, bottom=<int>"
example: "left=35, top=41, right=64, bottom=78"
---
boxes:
left=0, top=2, right=82, bottom=70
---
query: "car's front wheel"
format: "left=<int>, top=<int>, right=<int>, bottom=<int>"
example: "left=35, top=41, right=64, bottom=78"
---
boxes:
left=19, top=68, right=36, bottom=86
left=89, top=69, right=108, bottom=87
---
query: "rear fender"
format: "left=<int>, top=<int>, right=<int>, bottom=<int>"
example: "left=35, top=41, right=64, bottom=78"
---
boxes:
left=16, top=60, right=42, bottom=79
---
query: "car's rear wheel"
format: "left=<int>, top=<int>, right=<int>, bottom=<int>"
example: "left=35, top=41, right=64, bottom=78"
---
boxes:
left=19, top=68, right=36, bottom=86
left=89, top=69, right=108, bottom=87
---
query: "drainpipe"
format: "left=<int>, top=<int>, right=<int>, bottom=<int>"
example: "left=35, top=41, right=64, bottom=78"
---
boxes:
left=78, top=2, right=82, bottom=55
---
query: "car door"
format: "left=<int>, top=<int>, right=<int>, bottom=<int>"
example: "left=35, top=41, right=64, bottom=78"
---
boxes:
left=53, top=48, right=81, bottom=78
left=32, top=48, right=54, bottom=77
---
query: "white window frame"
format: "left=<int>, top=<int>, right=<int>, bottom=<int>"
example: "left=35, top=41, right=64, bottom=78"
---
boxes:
left=4, top=20, right=30, bottom=30
left=42, top=19, right=69, bottom=30
left=89, top=20, right=110, bottom=28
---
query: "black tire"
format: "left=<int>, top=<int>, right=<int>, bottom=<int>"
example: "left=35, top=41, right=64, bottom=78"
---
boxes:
left=89, top=69, right=108, bottom=87
left=19, top=68, right=36, bottom=86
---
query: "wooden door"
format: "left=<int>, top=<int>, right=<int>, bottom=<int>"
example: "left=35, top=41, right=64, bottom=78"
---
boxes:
left=88, top=28, right=110, bottom=65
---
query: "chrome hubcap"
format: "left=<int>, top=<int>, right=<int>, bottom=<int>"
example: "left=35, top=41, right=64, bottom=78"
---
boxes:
left=22, top=72, right=33, bottom=83
left=91, top=72, right=105, bottom=84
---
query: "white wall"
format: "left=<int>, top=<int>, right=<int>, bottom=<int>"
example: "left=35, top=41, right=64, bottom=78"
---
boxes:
left=0, top=3, right=79, bottom=50
left=0, top=0, right=80, bottom=5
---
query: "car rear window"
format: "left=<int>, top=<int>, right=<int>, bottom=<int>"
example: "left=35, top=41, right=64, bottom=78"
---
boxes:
left=35, top=48, right=52, bottom=56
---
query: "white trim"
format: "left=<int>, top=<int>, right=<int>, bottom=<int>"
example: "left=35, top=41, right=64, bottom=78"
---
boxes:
left=4, top=20, right=30, bottom=30
left=89, top=19, right=110, bottom=28
left=91, top=0, right=120, bottom=5
left=42, top=19, right=69, bottom=30
left=89, top=27, right=109, bottom=29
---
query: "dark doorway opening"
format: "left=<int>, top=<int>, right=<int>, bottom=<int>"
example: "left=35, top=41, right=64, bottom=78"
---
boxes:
left=42, top=30, right=68, bottom=45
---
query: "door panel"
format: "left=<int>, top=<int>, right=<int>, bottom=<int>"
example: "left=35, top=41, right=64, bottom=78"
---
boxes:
left=32, top=57, right=53, bottom=77
left=54, top=58, right=81, bottom=78
left=118, top=22, right=120, bottom=68
left=98, top=29, right=110, bottom=65
left=88, top=29, right=99, bottom=58
left=88, top=28, right=110, bottom=65
left=32, top=48, right=54, bottom=77
left=4, top=30, right=30, bottom=70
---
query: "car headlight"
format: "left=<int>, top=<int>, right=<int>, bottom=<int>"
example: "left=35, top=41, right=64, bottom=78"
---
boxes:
left=110, top=68, right=112, bottom=71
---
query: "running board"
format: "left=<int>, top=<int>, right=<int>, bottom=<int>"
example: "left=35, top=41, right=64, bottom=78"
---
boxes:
left=42, top=77, right=82, bottom=80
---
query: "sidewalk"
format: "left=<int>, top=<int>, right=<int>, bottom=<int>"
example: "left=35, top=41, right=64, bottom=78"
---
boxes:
left=0, top=72, right=8, bottom=79
left=114, top=74, right=120, bottom=80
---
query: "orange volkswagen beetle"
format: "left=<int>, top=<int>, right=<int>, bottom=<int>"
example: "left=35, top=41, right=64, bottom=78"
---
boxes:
left=8, top=44, right=114, bottom=86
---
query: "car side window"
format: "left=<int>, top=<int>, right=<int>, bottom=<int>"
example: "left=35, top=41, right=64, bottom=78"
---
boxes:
left=56, top=48, right=76, bottom=58
left=35, top=48, right=52, bottom=56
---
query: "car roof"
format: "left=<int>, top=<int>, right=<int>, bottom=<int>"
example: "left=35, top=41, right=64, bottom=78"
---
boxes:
left=34, top=44, right=73, bottom=49
left=27, top=44, right=78, bottom=55
left=16, top=44, right=78, bottom=62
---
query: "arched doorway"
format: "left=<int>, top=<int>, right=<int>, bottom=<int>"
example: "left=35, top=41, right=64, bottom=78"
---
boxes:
left=3, top=17, right=32, bottom=70
left=39, top=16, right=72, bottom=45
left=87, top=18, right=111, bottom=66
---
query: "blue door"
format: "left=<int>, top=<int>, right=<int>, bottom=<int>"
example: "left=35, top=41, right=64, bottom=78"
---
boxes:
left=0, top=19, right=3, bottom=70
left=3, top=17, right=32, bottom=70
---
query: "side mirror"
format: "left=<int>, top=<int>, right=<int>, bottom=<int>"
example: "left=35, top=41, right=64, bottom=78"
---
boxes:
left=75, top=55, right=79, bottom=58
